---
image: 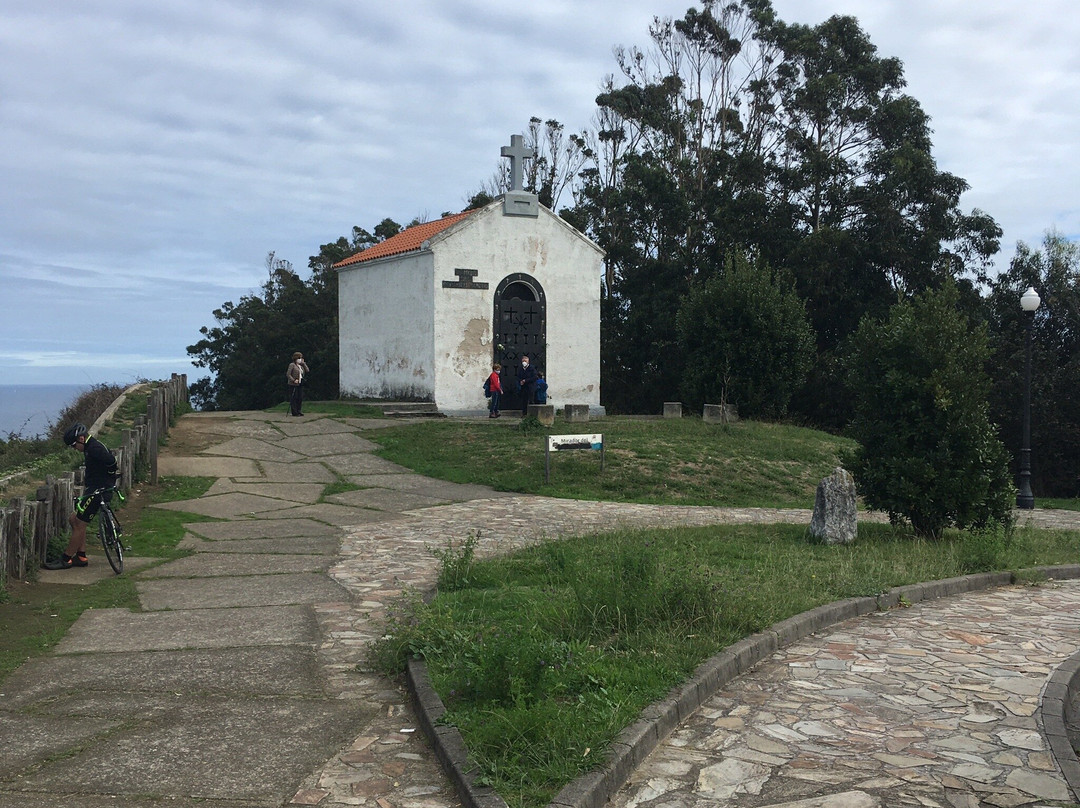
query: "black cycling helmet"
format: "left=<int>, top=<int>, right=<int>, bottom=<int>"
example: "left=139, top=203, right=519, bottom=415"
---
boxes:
left=63, top=423, right=88, bottom=446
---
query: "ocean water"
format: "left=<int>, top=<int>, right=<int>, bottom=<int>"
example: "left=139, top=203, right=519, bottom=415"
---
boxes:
left=0, top=384, right=88, bottom=438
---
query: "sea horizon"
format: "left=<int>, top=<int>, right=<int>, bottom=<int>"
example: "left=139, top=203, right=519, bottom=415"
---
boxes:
left=0, top=384, right=89, bottom=438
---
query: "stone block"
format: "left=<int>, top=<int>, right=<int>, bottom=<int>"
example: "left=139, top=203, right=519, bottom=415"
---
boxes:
left=564, top=404, right=590, bottom=422
left=809, top=467, right=857, bottom=545
left=550, top=771, right=605, bottom=808
left=639, top=698, right=680, bottom=740
left=674, top=680, right=704, bottom=722
left=663, top=402, right=682, bottom=419
left=528, top=404, right=555, bottom=426
left=702, top=403, right=738, bottom=424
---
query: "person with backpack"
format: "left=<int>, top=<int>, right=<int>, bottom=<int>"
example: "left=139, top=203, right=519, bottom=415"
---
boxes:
left=535, top=370, right=548, bottom=405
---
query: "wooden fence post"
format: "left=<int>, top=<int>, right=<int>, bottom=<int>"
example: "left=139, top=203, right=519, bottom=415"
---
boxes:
left=59, top=472, right=75, bottom=529
left=149, top=391, right=162, bottom=484
left=0, top=506, right=8, bottom=585
left=34, top=485, right=54, bottom=566
left=4, top=498, right=25, bottom=581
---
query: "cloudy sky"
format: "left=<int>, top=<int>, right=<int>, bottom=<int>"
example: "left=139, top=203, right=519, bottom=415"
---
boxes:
left=2, top=0, right=1077, bottom=386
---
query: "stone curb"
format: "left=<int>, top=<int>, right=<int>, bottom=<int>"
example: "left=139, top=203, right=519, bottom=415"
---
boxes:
left=406, top=658, right=508, bottom=808
left=406, top=563, right=1080, bottom=808
left=1041, top=589, right=1080, bottom=800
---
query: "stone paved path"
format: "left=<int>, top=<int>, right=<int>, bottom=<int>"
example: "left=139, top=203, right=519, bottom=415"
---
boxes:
left=3, top=410, right=1079, bottom=808
left=610, top=581, right=1080, bottom=808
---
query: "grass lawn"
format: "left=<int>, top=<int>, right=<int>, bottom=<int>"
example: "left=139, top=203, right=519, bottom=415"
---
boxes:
left=371, top=416, right=854, bottom=507
left=1039, top=498, right=1080, bottom=511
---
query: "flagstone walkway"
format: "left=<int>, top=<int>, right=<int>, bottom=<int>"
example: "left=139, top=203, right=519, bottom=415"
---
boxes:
left=2, top=410, right=1079, bottom=808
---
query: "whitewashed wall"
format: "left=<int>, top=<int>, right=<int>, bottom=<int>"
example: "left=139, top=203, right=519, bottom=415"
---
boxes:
left=431, top=203, right=603, bottom=415
left=338, top=252, right=435, bottom=400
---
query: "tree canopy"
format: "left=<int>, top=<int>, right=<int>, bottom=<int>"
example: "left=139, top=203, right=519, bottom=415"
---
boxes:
left=187, top=222, right=400, bottom=410
left=562, top=0, right=1000, bottom=417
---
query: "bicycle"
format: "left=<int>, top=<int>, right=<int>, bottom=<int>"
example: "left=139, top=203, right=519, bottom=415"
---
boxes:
left=81, top=486, right=127, bottom=574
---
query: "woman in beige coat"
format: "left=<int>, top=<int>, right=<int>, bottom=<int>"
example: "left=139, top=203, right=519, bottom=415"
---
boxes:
left=286, top=352, right=310, bottom=416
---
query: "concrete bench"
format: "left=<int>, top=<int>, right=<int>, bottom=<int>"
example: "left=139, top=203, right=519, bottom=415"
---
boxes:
left=703, top=403, right=738, bottom=424
left=563, top=404, right=590, bottom=422
left=527, top=404, right=555, bottom=426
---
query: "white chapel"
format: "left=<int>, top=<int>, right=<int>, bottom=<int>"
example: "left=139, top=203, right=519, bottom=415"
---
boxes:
left=334, top=136, right=603, bottom=416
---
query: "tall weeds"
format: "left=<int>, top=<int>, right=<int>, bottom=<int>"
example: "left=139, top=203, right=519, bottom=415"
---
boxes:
left=1, top=383, right=127, bottom=478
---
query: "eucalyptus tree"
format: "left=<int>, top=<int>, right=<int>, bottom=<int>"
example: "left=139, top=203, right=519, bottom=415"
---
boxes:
left=749, top=9, right=1001, bottom=425
left=571, top=0, right=780, bottom=410
left=565, top=0, right=1001, bottom=418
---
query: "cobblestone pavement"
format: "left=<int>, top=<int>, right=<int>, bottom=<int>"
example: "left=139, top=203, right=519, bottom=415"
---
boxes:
left=610, top=580, right=1080, bottom=808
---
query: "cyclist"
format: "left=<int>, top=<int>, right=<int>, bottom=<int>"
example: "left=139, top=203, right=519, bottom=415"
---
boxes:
left=57, top=422, right=119, bottom=569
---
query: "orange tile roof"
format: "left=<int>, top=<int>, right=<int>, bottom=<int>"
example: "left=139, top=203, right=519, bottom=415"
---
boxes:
left=333, top=210, right=476, bottom=268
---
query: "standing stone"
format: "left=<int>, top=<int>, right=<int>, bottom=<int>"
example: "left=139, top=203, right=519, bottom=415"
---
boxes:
left=663, top=402, right=683, bottom=419
left=810, top=467, right=857, bottom=545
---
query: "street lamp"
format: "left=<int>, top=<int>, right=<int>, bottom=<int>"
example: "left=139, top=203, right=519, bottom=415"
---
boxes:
left=1016, top=286, right=1041, bottom=509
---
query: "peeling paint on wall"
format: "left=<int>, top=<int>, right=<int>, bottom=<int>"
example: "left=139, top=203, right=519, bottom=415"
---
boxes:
left=531, top=236, right=549, bottom=267
left=452, top=317, right=491, bottom=376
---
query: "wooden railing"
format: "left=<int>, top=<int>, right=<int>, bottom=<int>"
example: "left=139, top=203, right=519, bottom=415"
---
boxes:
left=0, top=374, right=188, bottom=583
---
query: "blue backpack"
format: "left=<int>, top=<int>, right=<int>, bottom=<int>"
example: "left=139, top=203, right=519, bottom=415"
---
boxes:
left=535, top=377, right=548, bottom=404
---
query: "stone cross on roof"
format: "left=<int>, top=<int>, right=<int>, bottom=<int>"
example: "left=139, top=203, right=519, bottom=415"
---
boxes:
left=500, top=134, right=534, bottom=193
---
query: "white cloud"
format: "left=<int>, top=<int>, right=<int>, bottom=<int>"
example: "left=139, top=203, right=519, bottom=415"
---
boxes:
left=1, top=0, right=1078, bottom=385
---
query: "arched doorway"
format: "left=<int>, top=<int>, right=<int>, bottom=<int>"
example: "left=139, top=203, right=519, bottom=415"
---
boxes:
left=493, top=273, right=546, bottom=412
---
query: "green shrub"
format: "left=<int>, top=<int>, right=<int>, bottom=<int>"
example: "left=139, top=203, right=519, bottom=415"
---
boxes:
left=50, top=383, right=127, bottom=441
left=846, top=281, right=1015, bottom=538
left=677, top=254, right=815, bottom=419
left=518, top=415, right=545, bottom=435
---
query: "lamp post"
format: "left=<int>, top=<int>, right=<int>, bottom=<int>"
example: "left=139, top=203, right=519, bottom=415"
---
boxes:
left=1016, top=286, right=1041, bottom=509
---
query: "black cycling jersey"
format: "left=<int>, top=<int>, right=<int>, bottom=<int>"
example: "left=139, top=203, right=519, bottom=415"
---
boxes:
left=83, top=435, right=119, bottom=491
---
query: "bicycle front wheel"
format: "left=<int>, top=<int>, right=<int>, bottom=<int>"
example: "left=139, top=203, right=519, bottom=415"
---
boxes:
left=99, top=507, right=124, bottom=574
